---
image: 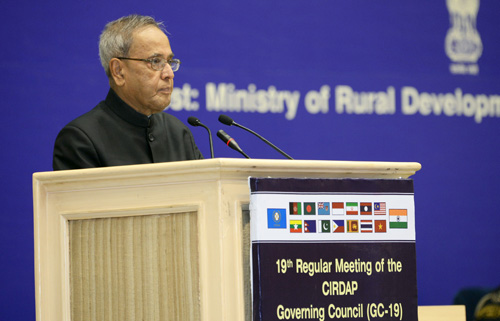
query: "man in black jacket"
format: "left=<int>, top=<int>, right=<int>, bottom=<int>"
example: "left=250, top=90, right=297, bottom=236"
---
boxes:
left=53, top=15, right=203, bottom=170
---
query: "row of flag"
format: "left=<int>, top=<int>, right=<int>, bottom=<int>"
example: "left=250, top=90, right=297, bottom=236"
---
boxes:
left=267, top=208, right=408, bottom=232
left=289, top=201, right=387, bottom=216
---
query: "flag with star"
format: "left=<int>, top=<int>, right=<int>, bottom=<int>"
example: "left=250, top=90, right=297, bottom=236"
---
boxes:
left=374, top=220, right=387, bottom=233
left=374, top=202, right=386, bottom=215
left=332, top=220, right=344, bottom=233
left=290, top=220, right=302, bottom=233
left=321, top=220, right=331, bottom=233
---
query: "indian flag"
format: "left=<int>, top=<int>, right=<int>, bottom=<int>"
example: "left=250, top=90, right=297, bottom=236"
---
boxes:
left=389, top=209, right=408, bottom=228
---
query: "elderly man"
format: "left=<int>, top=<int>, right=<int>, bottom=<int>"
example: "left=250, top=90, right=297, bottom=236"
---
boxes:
left=53, top=15, right=203, bottom=170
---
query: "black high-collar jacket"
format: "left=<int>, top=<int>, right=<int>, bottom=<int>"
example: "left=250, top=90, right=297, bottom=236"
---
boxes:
left=53, top=89, right=203, bottom=170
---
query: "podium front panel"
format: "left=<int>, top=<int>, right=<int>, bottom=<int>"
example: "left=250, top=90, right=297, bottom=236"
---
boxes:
left=68, top=212, right=200, bottom=321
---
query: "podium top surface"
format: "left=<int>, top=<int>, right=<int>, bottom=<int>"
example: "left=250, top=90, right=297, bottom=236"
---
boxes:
left=33, top=158, right=421, bottom=190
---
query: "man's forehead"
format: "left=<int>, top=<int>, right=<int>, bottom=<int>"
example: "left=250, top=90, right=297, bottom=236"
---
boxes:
left=130, top=27, right=172, bottom=56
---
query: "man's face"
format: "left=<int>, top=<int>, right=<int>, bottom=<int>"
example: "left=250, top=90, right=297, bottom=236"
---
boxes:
left=119, top=26, right=175, bottom=115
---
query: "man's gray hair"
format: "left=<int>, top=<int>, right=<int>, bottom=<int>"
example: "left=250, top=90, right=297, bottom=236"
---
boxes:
left=99, top=14, right=166, bottom=78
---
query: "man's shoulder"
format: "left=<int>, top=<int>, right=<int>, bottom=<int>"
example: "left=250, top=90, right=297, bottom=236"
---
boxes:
left=63, top=101, right=111, bottom=129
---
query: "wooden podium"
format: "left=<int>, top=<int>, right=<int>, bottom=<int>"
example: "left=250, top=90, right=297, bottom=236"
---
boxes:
left=33, top=158, right=459, bottom=321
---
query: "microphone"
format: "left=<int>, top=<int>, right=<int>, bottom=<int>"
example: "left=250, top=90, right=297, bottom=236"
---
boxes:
left=218, top=114, right=293, bottom=160
left=187, top=116, right=214, bottom=158
left=216, top=130, right=250, bottom=159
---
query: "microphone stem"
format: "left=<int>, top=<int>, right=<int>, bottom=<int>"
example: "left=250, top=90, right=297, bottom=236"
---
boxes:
left=200, top=124, right=214, bottom=158
left=239, top=149, right=251, bottom=159
left=207, top=131, right=214, bottom=158
left=233, top=123, right=293, bottom=160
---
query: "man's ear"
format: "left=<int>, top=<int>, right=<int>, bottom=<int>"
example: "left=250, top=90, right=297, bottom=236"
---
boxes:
left=109, top=58, right=125, bottom=86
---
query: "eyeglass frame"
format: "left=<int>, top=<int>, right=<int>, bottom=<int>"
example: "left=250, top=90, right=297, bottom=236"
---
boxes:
left=116, top=56, right=181, bottom=72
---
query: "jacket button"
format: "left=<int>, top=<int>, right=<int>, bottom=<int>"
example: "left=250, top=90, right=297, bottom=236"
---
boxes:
left=148, top=133, right=155, bottom=142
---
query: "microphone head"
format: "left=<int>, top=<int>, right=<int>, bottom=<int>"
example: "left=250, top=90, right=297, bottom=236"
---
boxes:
left=187, top=116, right=201, bottom=126
left=218, top=114, right=234, bottom=126
left=216, top=129, right=228, bottom=142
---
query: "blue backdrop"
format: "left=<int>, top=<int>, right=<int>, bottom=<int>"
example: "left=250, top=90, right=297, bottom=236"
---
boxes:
left=1, top=0, right=499, bottom=319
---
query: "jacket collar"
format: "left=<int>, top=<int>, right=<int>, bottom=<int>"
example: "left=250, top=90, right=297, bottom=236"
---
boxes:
left=105, top=89, right=152, bottom=128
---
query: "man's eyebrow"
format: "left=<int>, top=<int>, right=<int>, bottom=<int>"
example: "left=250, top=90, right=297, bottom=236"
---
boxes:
left=150, top=53, right=175, bottom=59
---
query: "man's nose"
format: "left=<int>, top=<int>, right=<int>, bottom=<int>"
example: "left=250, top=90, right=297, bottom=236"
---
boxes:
left=161, top=63, right=174, bottom=79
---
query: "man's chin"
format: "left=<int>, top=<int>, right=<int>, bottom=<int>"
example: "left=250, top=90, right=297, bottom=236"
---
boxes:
left=151, top=99, right=171, bottom=114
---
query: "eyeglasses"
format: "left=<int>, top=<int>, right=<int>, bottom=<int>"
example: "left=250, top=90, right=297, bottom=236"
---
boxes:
left=116, top=57, right=181, bottom=72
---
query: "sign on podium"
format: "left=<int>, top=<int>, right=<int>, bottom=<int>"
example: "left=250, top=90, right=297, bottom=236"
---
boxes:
left=250, top=177, right=418, bottom=321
